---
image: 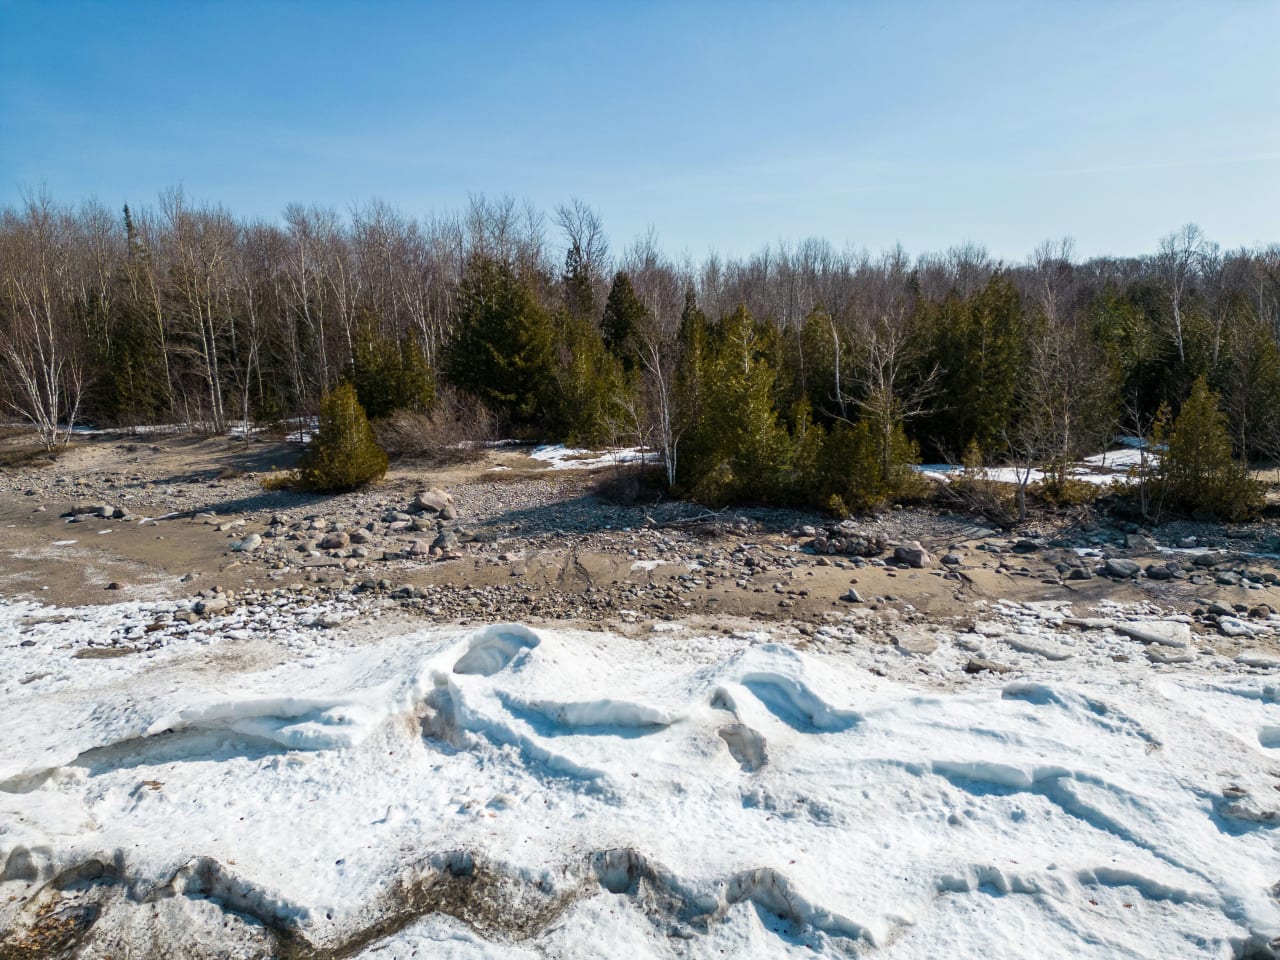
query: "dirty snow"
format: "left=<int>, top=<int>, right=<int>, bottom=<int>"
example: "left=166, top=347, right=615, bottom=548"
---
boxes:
left=529, top=445, right=654, bottom=470
left=2, top=597, right=1280, bottom=958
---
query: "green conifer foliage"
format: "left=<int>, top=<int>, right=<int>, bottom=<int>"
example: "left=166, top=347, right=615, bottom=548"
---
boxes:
left=1158, top=376, right=1263, bottom=520
left=554, top=311, right=629, bottom=446
left=921, top=274, right=1026, bottom=458
left=600, top=271, right=647, bottom=371
left=562, top=241, right=595, bottom=325
left=347, top=317, right=435, bottom=420
left=678, top=305, right=790, bottom=504
left=295, top=382, right=388, bottom=492
left=445, top=257, right=557, bottom=428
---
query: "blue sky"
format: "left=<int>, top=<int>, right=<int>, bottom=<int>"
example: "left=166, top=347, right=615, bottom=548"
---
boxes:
left=2, top=0, right=1277, bottom=260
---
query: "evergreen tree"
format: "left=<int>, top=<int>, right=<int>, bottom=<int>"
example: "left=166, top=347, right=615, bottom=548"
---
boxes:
left=562, top=240, right=595, bottom=325
left=600, top=271, right=646, bottom=371
left=295, top=382, right=388, bottom=492
left=920, top=273, right=1026, bottom=458
left=553, top=310, right=630, bottom=446
left=347, top=314, right=435, bottom=420
left=677, top=305, right=790, bottom=504
left=445, top=256, right=558, bottom=428
left=1158, top=377, right=1263, bottom=520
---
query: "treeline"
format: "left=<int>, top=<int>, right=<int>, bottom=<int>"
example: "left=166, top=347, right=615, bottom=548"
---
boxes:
left=1, top=191, right=1278, bottom=513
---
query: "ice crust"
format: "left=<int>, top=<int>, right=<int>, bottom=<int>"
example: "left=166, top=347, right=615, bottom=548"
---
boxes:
left=3, top=602, right=1280, bottom=958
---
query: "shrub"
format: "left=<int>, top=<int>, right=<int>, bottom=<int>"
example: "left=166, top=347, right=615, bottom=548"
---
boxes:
left=813, top=419, right=925, bottom=515
left=293, top=383, right=388, bottom=492
left=372, top=386, right=496, bottom=463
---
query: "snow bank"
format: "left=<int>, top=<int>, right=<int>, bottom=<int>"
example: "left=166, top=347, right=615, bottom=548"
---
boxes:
left=2, top=605, right=1279, bottom=957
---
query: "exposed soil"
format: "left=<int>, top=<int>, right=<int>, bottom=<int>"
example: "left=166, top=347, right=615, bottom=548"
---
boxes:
left=0, top=430, right=1276, bottom=655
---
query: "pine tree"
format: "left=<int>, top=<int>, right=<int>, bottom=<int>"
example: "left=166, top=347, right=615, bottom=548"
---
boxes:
left=294, top=382, right=388, bottom=492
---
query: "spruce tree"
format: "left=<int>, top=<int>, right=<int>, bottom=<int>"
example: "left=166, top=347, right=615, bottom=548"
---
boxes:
left=445, top=256, right=557, bottom=428
left=562, top=241, right=595, bottom=325
left=600, top=271, right=646, bottom=371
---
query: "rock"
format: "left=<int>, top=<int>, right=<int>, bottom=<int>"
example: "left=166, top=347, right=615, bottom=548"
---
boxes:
left=407, top=540, right=431, bottom=557
left=1215, top=572, right=1241, bottom=587
left=841, top=589, right=863, bottom=603
left=893, top=541, right=932, bottom=569
left=1113, top=620, right=1191, bottom=648
left=349, top=528, right=374, bottom=545
left=412, top=487, right=453, bottom=514
left=94, top=504, right=114, bottom=519
left=1208, top=602, right=1235, bottom=617
left=1192, top=553, right=1218, bottom=568
left=1144, top=564, right=1174, bottom=581
left=1126, top=534, right=1159, bottom=552
left=319, top=531, right=350, bottom=550
left=104, top=582, right=124, bottom=591
left=231, top=533, right=262, bottom=552
left=965, top=657, right=1011, bottom=675
left=440, top=504, right=458, bottom=521
left=1104, top=558, right=1140, bottom=579
left=193, top=597, right=228, bottom=616
left=432, top=529, right=460, bottom=553
left=1067, top=567, right=1093, bottom=581
left=1248, top=604, right=1274, bottom=619
left=1012, top=539, right=1040, bottom=554
left=942, top=553, right=963, bottom=566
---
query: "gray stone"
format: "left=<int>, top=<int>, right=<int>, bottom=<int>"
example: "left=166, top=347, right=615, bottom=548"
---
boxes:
left=964, top=657, right=1011, bottom=675
left=893, top=541, right=933, bottom=569
left=1104, top=558, right=1140, bottom=579
left=319, top=531, right=350, bottom=550
left=412, top=487, right=453, bottom=514
left=231, top=533, right=262, bottom=552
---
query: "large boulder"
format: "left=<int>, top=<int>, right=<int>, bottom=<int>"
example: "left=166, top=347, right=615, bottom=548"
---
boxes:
left=319, top=531, right=350, bottom=550
left=893, top=541, right=933, bottom=569
left=1104, top=558, right=1141, bottom=579
left=412, top=488, right=453, bottom=514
